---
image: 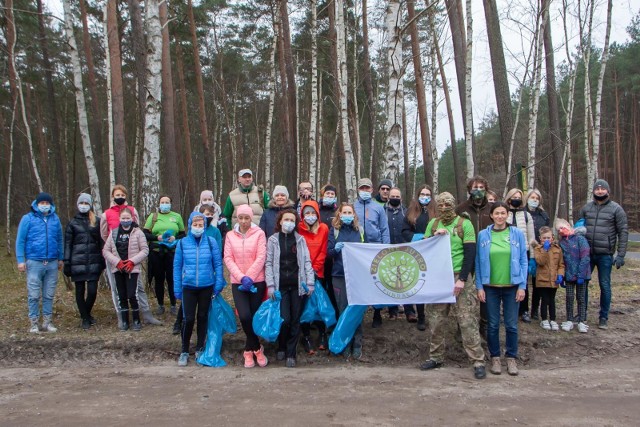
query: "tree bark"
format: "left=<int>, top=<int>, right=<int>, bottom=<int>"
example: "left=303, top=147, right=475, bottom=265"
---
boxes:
left=279, top=0, right=298, bottom=188
left=264, top=31, right=278, bottom=191
left=362, top=0, right=378, bottom=184
left=103, top=4, right=115, bottom=189
left=127, top=0, right=147, bottom=172
left=308, top=0, right=319, bottom=191
left=464, top=0, right=475, bottom=178
left=527, top=4, right=547, bottom=190
left=175, top=41, right=197, bottom=209
left=384, top=0, right=404, bottom=184
left=444, top=0, right=468, bottom=126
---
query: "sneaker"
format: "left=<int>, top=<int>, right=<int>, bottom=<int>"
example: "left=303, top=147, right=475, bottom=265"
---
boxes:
left=388, top=313, right=398, bottom=321
left=178, top=352, right=189, bottom=366
left=417, top=318, right=427, bottom=331
left=419, top=360, right=443, bottom=371
left=540, top=320, right=551, bottom=330
left=254, top=345, right=268, bottom=367
left=352, top=345, right=362, bottom=360
left=372, top=312, right=382, bottom=329
left=286, top=357, right=296, bottom=368
left=88, top=315, right=97, bottom=326
left=276, top=351, right=286, bottom=361
left=521, top=312, right=532, bottom=323
left=170, top=305, right=178, bottom=316
left=195, top=350, right=203, bottom=364
left=343, top=346, right=351, bottom=359
left=132, top=320, right=142, bottom=331
left=81, top=319, right=91, bottom=330
left=550, top=321, right=559, bottom=331
left=318, top=333, right=328, bottom=351
left=156, top=305, right=165, bottom=315
left=578, top=322, right=589, bottom=333
left=243, top=350, right=255, bottom=368
left=29, top=319, right=40, bottom=334
left=474, top=365, right=487, bottom=379
left=598, top=318, right=608, bottom=330
left=301, top=335, right=315, bottom=355
left=120, top=322, right=129, bottom=332
left=490, top=357, right=501, bottom=375
left=42, top=320, right=58, bottom=333
left=506, top=357, right=519, bottom=376
left=561, top=321, right=574, bottom=332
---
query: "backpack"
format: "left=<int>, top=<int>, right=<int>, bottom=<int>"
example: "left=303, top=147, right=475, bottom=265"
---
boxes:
left=334, top=226, right=365, bottom=243
left=430, top=216, right=465, bottom=239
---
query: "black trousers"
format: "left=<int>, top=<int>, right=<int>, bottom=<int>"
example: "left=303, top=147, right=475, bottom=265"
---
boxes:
left=149, top=249, right=176, bottom=306
left=232, top=281, right=266, bottom=351
left=279, top=286, right=303, bottom=358
left=75, top=280, right=98, bottom=320
left=538, top=287, right=557, bottom=321
left=114, top=272, right=139, bottom=312
left=530, top=276, right=541, bottom=315
left=181, top=286, right=213, bottom=353
left=403, top=304, right=425, bottom=320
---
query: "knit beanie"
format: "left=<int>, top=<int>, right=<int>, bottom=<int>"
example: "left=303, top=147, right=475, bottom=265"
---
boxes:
left=592, top=179, right=610, bottom=192
left=378, top=179, right=393, bottom=190
left=323, top=184, right=337, bottom=194
left=35, top=192, right=53, bottom=204
left=77, top=193, right=92, bottom=206
left=272, top=185, right=289, bottom=199
left=200, top=190, right=214, bottom=203
left=236, top=204, right=254, bottom=218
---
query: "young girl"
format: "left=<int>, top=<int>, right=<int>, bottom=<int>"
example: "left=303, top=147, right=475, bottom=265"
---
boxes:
left=531, top=226, right=565, bottom=331
left=555, top=219, right=591, bottom=333
left=265, top=209, right=315, bottom=368
left=103, top=208, right=149, bottom=331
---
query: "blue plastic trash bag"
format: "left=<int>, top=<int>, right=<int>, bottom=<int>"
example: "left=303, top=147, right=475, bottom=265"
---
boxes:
left=411, top=233, right=424, bottom=242
left=528, top=258, right=537, bottom=277
left=328, top=305, right=367, bottom=354
left=196, top=296, right=237, bottom=367
left=300, top=280, right=337, bottom=327
left=158, top=230, right=178, bottom=249
left=252, top=291, right=283, bottom=342
left=574, top=218, right=585, bottom=228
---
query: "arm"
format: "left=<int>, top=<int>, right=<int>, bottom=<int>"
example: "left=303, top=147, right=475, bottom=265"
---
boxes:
left=263, top=190, right=270, bottom=207
left=401, top=215, right=414, bottom=242
left=173, top=241, right=184, bottom=296
left=259, top=211, right=267, bottom=235
left=474, top=231, right=484, bottom=290
left=300, top=238, right=316, bottom=287
left=533, top=246, right=548, bottom=266
left=246, top=231, right=267, bottom=281
left=327, top=227, right=337, bottom=258
left=379, top=207, right=390, bottom=244
left=211, top=226, right=222, bottom=251
left=577, top=236, right=591, bottom=280
left=222, top=196, right=234, bottom=224
left=312, top=226, right=328, bottom=275
left=223, top=236, right=244, bottom=281
left=518, top=231, right=528, bottom=289
left=459, top=243, right=476, bottom=282
left=525, top=212, right=535, bottom=243
left=614, top=205, right=629, bottom=258
left=142, top=214, right=157, bottom=242
left=264, top=236, right=276, bottom=289
left=15, top=215, right=30, bottom=264
left=557, top=248, right=566, bottom=277
left=64, top=223, right=73, bottom=263
left=211, top=238, right=225, bottom=292
left=102, top=234, right=121, bottom=268
left=130, top=230, right=149, bottom=265
left=100, top=212, right=109, bottom=241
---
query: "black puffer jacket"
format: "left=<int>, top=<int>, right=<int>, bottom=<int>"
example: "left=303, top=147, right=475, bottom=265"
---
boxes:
left=579, top=199, right=628, bottom=257
left=526, top=207, right=550, bottom=241
left=401, top=208, right=430, bottom=243
left=385, top=203, right=407, bottom=244
left=64, top=213, right=105, bottom=282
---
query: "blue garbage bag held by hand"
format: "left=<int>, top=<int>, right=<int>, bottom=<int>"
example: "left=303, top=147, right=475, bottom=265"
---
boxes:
left=252, top=291, right=283, bottom=342
left=301, top=280, right=337, bottom=327
left=328, top=305, right=367, bottom=354
left=196, top=296, right=237, bottom=367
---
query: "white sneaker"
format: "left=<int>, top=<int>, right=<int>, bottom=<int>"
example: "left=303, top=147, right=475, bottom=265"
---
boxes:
left=550, top=321, right=559, bottom=331
left=42, top=322, right=58, bottom=333
left=540, top=320, right=551, bottom=330
left=29, top=320, right=40, bottom=334
left=561, top=321, right=574, bottom=332
left=578, top=322, right=589, bottom=333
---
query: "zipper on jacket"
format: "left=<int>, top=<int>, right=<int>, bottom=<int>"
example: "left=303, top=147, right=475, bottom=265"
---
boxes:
left=592, top=204, right=601, bottom=254
left=195, top=236, right=200, bottom=287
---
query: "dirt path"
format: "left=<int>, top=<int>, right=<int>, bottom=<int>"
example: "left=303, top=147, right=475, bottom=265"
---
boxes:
left=1, top=357, right=639, bottom=426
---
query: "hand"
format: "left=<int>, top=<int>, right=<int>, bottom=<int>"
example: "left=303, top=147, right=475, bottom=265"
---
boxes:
left=175, top=291, right=182, bottom=301
left=615, top=255, right=625, bottom=269
left=477, top=289, right=486, bottom=303
left=543, top=240, right=551, bottom=251
left=58, top=260, right=64, bottom=271
left=157, top=235, right=163, bottom=241
left=528, top=258, right=537, bottom=276
left=123, top=260, right=135, bottom=273
left=168, top=236, right=176, bottom=242
left=516, top=289, right=526, bottom=302
left=335, top=242, right=345, bottom=252
left=17, top=263, right=26, bottom=273
left=577, top=278, right=585, bottom=285
left=241, top=276, right=254, bottom=288
left=306, top=285, right=315, bottom=297
left=555, top=275, right=564, bottom=285
left=453, top=280, right=465, bottom=297
left=116, top=260, right=126, bottom=272
left=267, top=287, right=275, bottom=300
left=63, top=263, right=71, bottom=277
left=434, top=229, right=448, bottom=236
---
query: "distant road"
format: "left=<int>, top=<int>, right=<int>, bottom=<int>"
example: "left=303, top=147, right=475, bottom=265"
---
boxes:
left=629, top=233, right=640, bottom=242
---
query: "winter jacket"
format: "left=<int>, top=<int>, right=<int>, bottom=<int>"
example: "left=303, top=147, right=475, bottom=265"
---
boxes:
left=101, top=203, right=140, bottom=241
left=475, top=225, right=528, bottom=290
left=579, top=199, right=628, bottom=257
left=265, top=231, right=315, bottom=296
left=385, top=203, right=407, bottom=244
left=318, top=199, right=338, bottom=229
left=297, top=200, right=329, bottom=278
left=15, top=201, right=64, bottom=263
left=531, top=241, right=565, bottom=288
left=102, top=225, right=149, bottom=274
left=327, top=224, right=364, bottom=277
left=401, top=207, right=431, bottom=243
left=507, top=209, right=535, bottom=251
left=259, top=198, right=295, bottom=238
left=222, top=184, right=270, bottom=226
left=455, top=198, right=493, bottom=238
left=173, top=212, right=225, bottom=294
left=354, top=198, right=390, bottom=244
left=224, top=223, right=267, bottom=283
left=63, top=212, right=105, bottom=282
left=559, top=230, right=591, bottom=282
left=205, top=224, right=223, bottom=252
left=526, top=207, right=551, bottom=241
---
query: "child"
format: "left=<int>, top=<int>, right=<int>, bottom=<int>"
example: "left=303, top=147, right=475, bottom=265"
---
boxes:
left=531, top=226, right=565, bottom=331
left=555, top=219, right=591, bottom=333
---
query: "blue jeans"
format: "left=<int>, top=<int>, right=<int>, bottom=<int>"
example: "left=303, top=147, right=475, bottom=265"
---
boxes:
left=589, top=254, right=613, bottom=320
left=485, top=285, right=519, bottom=358
left=26, top=259, right=59, bottom=319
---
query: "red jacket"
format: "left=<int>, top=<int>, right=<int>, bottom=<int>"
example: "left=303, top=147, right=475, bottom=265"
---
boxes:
left=101, top=203, right=140, bottom=241
left=297, top=200, right=329, bottom=278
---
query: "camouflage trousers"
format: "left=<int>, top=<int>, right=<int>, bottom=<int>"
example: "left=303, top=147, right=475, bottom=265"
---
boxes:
left=426, top=279, right=485, bottom=366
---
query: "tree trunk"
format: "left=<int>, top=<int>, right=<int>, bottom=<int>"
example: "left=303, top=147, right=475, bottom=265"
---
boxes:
left=464, top=0, right=475, bottom=178
left=279, top=0, right=298, bottom=188
left=308, top=0, right=319, bottom=191
left=429, top=29, right=439, bottom=193
left=384, top=0, right=404, bottom=184
left=275, top=13, right=292, bottom=187
left=264, top=31, right=278, bottom=191
left=402, top=98, right=411, bottom=198
left=527, top=4, right=547, bottom=190
left=103, top=4, right=115, bottom=189
left=176, top=41, right=197, bottom=209
left=362, top=0, right=377, bottom=183
left=127, top=0, right=147, bottom=174
left=5, top=98, right=17, bottom=255
left=444, top=0, right=468, bottom=126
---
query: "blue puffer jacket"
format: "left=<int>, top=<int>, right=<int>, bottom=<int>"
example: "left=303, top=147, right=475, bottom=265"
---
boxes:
left=354, top=198, right=390, bottom=244
left=174, top=212, right=225, bottom=294
left=16, top=201, right=64, bottom=263
left=475, top=225, right=528, bottom=290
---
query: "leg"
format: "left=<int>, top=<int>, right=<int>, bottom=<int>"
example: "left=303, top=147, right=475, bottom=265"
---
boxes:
left=452, top=281, right=485, bottom=367
left=25, top=260, right=45, bottom=320
left=502, top=286, right=520, bottom=359
left=484, top=286, right=502, bottom=358
left=548, top=288, right=557, bottom=322
left=85, top=280, right=98, bottom=315
left=195, top=287, right=214, bottom=350
left=278, top=288, right=293, bottom=354
left=539, top=288, right=549, bottom=321
left=181, top=288, right=198, bottom=353
left=75, top=281, right=89, bottom=320
left=286, top=290, right=303, bottom=358
left=324, top=260, right=338, bottom=313
left=114, top=272, right=130, bottom=327
left=594, top=254, right=613, bottom=321
left=41, top=261, right=59, bottom=317
left=135, top=274, right=151, bottom=312
left=576, top=283, right=588, bottom=323
left=531, top=277, right=541, bottom=318
left=425, top=303, right=450, bottom=364
left=565, top=282, right=576, bottom=322
left=105, top=263, right=121, bottom=315
left=332, top=276, right=348, bottom=316
left=232, top=282, right=262, bottom=351
left=149, top=250, right=164, bottom=307
left=127, top=273, right=140, bottom=323
left=166, top=251, right=176, bottom=306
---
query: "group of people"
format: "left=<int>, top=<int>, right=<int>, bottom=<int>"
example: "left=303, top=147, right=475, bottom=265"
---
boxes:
left=15, top=167, right=628, bottom=376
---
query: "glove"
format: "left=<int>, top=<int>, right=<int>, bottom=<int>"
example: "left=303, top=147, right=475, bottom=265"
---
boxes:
left=116, top=260, right=126, bottom=272
left=267, top=287, right=275, bottom=300
left=241, top=276, right=254, bottom=288
left=559, top=281, right=566, bottom=289
left=175, top=290, right=182, bottom=301
left=123, top=260, right=135, bottom=273
left=63, top=263, right=71, bottom=277
left=213, top=282, right=225, bottom=297
left=528, top=258, right=537, bottom=276
left=577, top=278, right=585, bottom=285
left=555, top=275, right=564, bottom=285
left=335, top=242, right=345, bottom=252
left=543, top=240, right=551, bottom=251
left=615, top=255, right=625, bottom=269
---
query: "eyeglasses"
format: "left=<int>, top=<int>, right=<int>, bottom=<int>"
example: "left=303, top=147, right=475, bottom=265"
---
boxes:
left=300, top=187, right=313, bottom=192
left=380, top=187, right=391, bottom=191
left=419, top=193, right=430, bottom=197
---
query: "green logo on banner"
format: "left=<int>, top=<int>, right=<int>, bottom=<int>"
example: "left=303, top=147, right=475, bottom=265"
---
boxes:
left=370, top=246, right=427, bottom=299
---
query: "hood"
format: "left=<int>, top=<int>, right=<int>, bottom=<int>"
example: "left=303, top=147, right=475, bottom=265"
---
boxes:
left=300, top=199, right=320, bottom=217
left=233, top=221, right=262, bottom=237
left=187, top=211, right=207, bottom=231
left=267, top=198, right=295, bottom=209
left=573, top=226, right=587, bottom=236
left=194, top=201, right=221, bottom=216
left=31, top=200, right=57, bottom=217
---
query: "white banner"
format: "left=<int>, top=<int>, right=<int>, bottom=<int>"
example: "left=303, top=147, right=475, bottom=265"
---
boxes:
left=343, top=235, right=456, bottom=305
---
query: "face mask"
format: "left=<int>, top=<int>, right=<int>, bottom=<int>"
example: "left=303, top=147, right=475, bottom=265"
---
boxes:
left=341, top=215, right=354, bottom=225
left=38, top=204, right=51, bottom=214
left=323, top=197, right=336, bottom=206
left=471, top=189, right=486, bottom=201
left=527, top=200, right=539, bottom=210
left=78, top=205, right=90, bottom=214
left=389, top=198, right=401, bottom=207
left=282, top=221, right=295, bottom=233
left=594, top=193, right=608, bottom=201
left=419, top=196, right=431, bottom=205
left=114, top=197, right=126, bottom=206
left=159, top=203, right=171, bottom=213
left=359, top=191, right=372, bottom=201
left=304, top=215, right=318, bottom=225
left=120, top=220, right=132, bottom=229
left=205, top=217, right=214, bottom=227
left=300, top=193, right=312, bottom=200
left=191, top=226, right=205, bottom=237
left=510, top=199, right=522, bottom=208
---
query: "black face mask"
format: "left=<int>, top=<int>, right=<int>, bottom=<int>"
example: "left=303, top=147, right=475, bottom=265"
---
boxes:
left=594, top=193, right=608, bottom=201
left=389, top=198, right=401, bottom=207
left=206, top=217, right=214, bottom=227
left=510, top=199, right=522, bottom=208
left=114, top=197, right=126, bottom=206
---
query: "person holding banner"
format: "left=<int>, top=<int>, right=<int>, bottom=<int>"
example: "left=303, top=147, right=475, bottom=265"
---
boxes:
left=476, top=201, right=528, bottom=376
left=327, top=203, right=366, bottom=359
left=419, top=192, right=486, bottom=379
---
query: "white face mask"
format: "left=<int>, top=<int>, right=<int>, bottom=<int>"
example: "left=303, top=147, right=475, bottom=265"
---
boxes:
left=78, top=204, right=90, bottom=214
left=304, top=215, right=318, bottom=225
left=282, top=221, right=295, bottom=234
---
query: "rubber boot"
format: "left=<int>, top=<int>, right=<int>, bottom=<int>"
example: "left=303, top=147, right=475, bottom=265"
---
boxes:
left=132, top=309, right=142, bottom=331
left=120, top=310, right=130, bottom=331
left=141, top=310, right=162, bottom=326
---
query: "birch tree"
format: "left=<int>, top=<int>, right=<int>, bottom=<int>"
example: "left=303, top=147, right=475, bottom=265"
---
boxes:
left=527, top=3, right=547, bottom=190
left=384, top=0, right=404, bottom=184
left=362, top=0, right=378, bottom=183
left=63, top=0, right=102, bottom=213
left=264, top=31, right=278, bottom=191
left=308, top=0, right=319, bottom=190
left=107, top=0, right=127, bottom=187
left=103, top=3, right=115, bottom=189
left=464, top=0, right=475, bottom=178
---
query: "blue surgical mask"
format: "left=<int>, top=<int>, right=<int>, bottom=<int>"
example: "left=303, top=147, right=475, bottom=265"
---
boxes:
left=341, top=215, right=354, bottom=225
left=120, top=220, right=132, bottom=229
left=191, top=226, right=205, bottom=237
left=527, top=200, right=539, bottom=210
left=322, top=197, right=336, bottom=206
left=78, top=204, right=90, bottom=214
left=418, top=196, right=431, bottom=205
left=282, top=221, right=296, bottom=234
left=304, top=215, right=318, bottom=225
left=38, top=204, right=51, bottom=214
left=359, top=191, right=372, bottom=201
left=159, top=203, right=171, bottom=213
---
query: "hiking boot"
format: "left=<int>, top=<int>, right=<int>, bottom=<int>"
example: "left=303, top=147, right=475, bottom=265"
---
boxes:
left=29, top=318, right=39, bottom=334
left=243, top=351, right=255, bottom=368
left=598, top=318, right=608, bottom=330
left=388, top=312, right=398, bottom=321
left=276, top=351, right=286, bottom=361
left=254, top=345, right=268, bottom=367
left=540, top=320, right=551, bottom=330
left=318, top=333, right=328, bottom=351
left=490, top=357, right=502, bottom=375
left=132, top=320, right=142, bottom=331
left=506, top=358, right=518, bottom=376
left=406, top=313, right=418, bottom=323
left=550, top=321, right=559, bottom=331
left=81, top=318, right=91, bottom=330
left=286, top=357, right=296, bottom=368
left=521, top=311, right=532, bottom=323
left=170, top=305, right=178, bottom=316
left=88, top=315, right=97, bottom=326
left=372, top=310, right=382, bottom=328
left=417, top=318, right=427, bottom=331
left=578, top=322, right=589, bottom=333
left=474, top=365, right=487, bottom=379
left=156, top=305, right=165, bottom=315
left=301, top=335, right=315, bottom=355
left=42, top=316, right=58, bottom=333
left=561, top=321, right=574, bottom=332
left=177, top=352, right=189, bottom=367
left=419, top=360, right=443, bottom=371
left=142, top=310, right=162, bottom=326
left=352, top=345, right=362, bottom=360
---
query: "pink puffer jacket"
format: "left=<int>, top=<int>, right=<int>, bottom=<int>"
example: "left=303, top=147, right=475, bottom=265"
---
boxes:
left=224, top=224, right=266, bottom=283
left=102, top=226, right=149, bottom=274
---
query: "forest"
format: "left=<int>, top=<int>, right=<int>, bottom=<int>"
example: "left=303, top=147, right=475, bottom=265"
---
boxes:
left=1, top=0, right=639, bottom=244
